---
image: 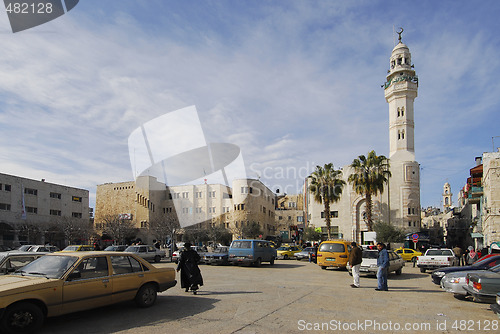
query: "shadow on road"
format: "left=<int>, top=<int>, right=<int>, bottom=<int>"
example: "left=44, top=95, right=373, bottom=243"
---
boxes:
left=40, top=295, right=219, bottom=334
left=195, top=290, right=262, bottom=296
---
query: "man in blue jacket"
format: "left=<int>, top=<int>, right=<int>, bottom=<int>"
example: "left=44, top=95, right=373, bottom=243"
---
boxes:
left=376, top=242, right=389, bottom=291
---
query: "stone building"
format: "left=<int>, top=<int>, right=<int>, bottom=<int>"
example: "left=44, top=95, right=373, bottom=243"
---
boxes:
left=481, top=151, right=500, bottom=245
left=0, top=173, right=90, bottom=247
left=275, top=194, right=305, bottom=242
left=94, top=176, right=277, bottom=242
left=305, top=31, right=421, bottom=243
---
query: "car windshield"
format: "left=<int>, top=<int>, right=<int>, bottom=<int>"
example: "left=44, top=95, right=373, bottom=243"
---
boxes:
left=214, top=248, right=227, bottom=253
left=18, top=245, right=32, bottom=251
left=426, top=250, right=453, bottom=256
left=277, top=247, right=289, bottom=251
left=362, top=250, right=379, bottom=259
left=319, top=243, right=345, bottom=252
left=63, top=246, right=79, bottom=251
left=231, top=241, right=252, bottom=249
left=16, top=255, right=78, bottom=279
left=104, top=246, right=116, bottom=251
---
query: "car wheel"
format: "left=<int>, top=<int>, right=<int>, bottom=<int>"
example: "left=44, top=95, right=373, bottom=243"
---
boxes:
left=154, top=255, right=161, bottom=263
left=254, top=258, right=262, bottom=267
left=396, top=268, right=402, bottom=275
left=1, top=302, right=44, bottom=334
left=321, top=266, right=327, bottom=270
left=135, top=284, right=157, bottom=308
left=420, top=268, right=426, bottom=273
left=269, top=258, right=275, bottom=265
left=284, top=254, right=289, bottom=260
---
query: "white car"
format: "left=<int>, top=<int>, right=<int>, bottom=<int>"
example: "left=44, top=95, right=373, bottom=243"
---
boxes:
left=348, top=249, right=404, bottom=276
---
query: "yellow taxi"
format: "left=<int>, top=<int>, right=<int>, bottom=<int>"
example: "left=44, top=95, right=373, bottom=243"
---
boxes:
left=316, top=240, right=351, bottom=269
left=393, top=247, right=422, bottom=262
left=0, top=251, right=176, bottom=333
left=276, top=245, right=303, bottom=259
left=61, top=245, right=95, bottom=251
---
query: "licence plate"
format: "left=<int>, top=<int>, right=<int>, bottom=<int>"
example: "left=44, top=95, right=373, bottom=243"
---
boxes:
left=326, top=258, right=336, bottom=261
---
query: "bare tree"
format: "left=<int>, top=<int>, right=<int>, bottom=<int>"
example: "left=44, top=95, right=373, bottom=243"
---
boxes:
left=100, top=214, right=136, bottom=245
left=56, top=217, right=93, bottom=246
left=149, top=215, right=180, bottom=246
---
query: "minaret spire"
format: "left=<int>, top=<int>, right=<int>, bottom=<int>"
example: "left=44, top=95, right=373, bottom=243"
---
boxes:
left=397, top=27, right=403, bottom=43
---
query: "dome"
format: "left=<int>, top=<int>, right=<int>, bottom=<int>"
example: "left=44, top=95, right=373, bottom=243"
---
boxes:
left=392, top=42, right=409, bottom=55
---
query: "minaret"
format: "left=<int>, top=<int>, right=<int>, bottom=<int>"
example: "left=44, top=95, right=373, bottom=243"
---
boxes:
left=384, top=28, right=418, bottom=161
left=384, top=28, right=421, bottom=230
left=443, top=182, right=452, bottom=211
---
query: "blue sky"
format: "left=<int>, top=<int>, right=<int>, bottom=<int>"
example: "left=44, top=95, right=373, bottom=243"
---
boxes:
left=0, top=0, right=499, bottom=210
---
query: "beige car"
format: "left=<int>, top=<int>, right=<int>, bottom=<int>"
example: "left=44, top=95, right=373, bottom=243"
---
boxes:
left=0, top=251, right=177, bottom=333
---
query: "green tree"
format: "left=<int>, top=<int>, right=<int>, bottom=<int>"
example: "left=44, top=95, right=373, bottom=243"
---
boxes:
left=348, top=150, right=391, bottom=231
left=309, top=163, right=345, bottom=240
left=373, top=221, right=405, bottom=243
left=302, top=227, right=321, bottom=243
left=242, top=222, right=263, bottom=239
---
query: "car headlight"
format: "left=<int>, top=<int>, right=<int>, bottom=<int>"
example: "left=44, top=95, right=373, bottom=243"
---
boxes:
left=434, top=271, right=445, bottom=277
left=449, top=277, right=462, bottom=284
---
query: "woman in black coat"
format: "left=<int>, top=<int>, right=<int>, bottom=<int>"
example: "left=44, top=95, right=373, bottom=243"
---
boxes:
left=176, top=243, right=203, bottom=293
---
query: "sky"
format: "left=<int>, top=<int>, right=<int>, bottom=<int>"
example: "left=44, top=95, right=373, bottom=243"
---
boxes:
left=0, top=0, right=499, bottom=210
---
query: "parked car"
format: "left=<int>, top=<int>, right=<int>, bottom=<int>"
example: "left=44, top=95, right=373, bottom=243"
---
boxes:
left=62, top=245, right=95, bottom=252
left=27, top=245, right=60, bottom=252
left=228, top=239, right=276, bottom=266
left=16, top=245, right=35, bottom=252
left=203, top=247, right=229, bottom=265
left=125, top=245, right=166, bottom=263
left=103, top=245, right=128, bottom=252
left=432, top=255, right=500, bottom=284
left=440, top=263, right=500, bottom=300
left=491, top=292, right=500, bottom=318
left=347, top=249, right=404, bottom=276
left=463, top=270, right=500, bottom=303
left=172, top=249, right=181, bottom=264
left=276, top=245, right=302, bottom=259
left=0, top=251, right=177, bottom=333
left=393, top=247, right=422, bottom=262
left=0, top=251, right=47, bottom=275
left=417, top=248, right=459, bottom=273
left=295, top=247, right=317, bottom=262
left=316, top=240, right=351, bottom=270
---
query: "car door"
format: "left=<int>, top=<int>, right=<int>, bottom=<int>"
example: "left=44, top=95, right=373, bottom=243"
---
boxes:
left=62, top=256, right=112, bottom=314
left=110, top=255, right=147, bottom=303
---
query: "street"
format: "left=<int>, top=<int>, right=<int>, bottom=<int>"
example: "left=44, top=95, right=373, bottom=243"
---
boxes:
left=39, top=260, right=498, bottom=333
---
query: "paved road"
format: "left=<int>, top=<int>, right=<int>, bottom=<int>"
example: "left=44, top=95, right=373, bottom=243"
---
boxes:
left=39, top=260, right=498, bottom=334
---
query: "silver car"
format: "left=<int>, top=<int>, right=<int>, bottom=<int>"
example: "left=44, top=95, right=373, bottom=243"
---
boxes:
left=348, top=249, right=404, bottom=276
left=440, top=263, right=500, bottom=299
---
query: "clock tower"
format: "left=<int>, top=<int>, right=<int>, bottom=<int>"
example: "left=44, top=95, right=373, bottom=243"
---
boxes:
left=384, top=29, right=421, bottom=230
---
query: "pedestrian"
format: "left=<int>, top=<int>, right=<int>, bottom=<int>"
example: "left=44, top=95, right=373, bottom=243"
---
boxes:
left=176, top=242, right=204, bottom=294
left=376, top=242, right=389, bottom=291
left=154, top=240, right=160, bottom=249
left=348, top=242, right=362, bottom=288
left=452, top=245, right=463, bottom=267
left=466, top=246, right=478, bottom=265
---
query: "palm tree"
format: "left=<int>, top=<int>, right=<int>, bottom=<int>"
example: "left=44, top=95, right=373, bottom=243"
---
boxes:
left=348, top=150, right=391, bottom=231
left=309, top=163, right=345, bottom=240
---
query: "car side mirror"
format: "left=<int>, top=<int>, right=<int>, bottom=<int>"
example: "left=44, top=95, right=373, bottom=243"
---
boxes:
left=67, top=271, right=81, bottom=281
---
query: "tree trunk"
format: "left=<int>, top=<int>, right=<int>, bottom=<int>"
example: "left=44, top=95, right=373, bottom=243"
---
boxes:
left=366, top=193, right=373, bottom=231
left=324, top=192, right=331, bottom=240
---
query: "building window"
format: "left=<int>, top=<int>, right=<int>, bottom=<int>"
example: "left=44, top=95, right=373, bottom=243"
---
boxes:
left=141, top=221, right=148, bottom=228
left=72, top=212, right=82, bottom=218
left=72, top=196, right=82, bottom=202
left=0, top=203, right=10, bottom=211
left=25, top=188, right=37, bottom=196
left=208, top=207, right=216, bottom=214
left=288, top=202, right=297, bottom=208
left=4, top=184, right=11, bottom=191
left=208, top=191, right=216, bottom=198
left=288, top=216, right=291, bottom=220
left=26, top=206, right=37, bottom=214
left=50, top=209, right=61, bottom=216
left=279, top=216, right=282, bottom=220
left=321, top=211, right=339, bottom=218
left=397, top=107, right=400, bottom=117
left=195, top=207, right=202, bottom=213
left=50, top=192, right=61, bottom=199
left=408, top=222, right=412, bottom=227
left=401, top=107, right=404, bottom=116
left=408, top=208, right=411, bottom=215
left=401, top=130, right=405, bottom=139
left=172, top=193, right=180, bottom=199
left=195, top=192, right=202, bottom=198
left=263, top=207, right=266, bottom=214
left=182, top=192, right=189, bottom=199
left=297, top=216, right=303, bottom=222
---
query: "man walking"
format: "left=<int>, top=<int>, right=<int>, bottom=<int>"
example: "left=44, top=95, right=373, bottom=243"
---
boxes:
left=348, top=241, right=362, bottom=288
left=376, top=242, right=389, bottom=291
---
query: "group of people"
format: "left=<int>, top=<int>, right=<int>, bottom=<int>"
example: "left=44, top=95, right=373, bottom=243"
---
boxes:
left=452, top=245, right=487, bottom=266
left=348, top=241, right=390, bottom=291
